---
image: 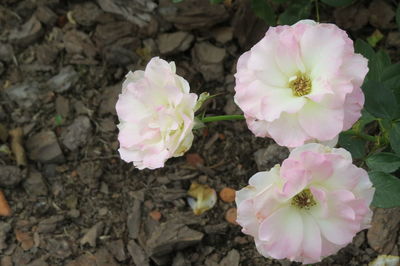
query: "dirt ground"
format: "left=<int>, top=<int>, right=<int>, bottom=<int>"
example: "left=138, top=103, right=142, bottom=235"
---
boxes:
left=0, top=0, right=399, bottom=265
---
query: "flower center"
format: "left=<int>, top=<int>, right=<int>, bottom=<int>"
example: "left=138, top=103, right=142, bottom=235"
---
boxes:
left=291, top=189, right=316, bottom=209
left=289, top=74, right=311, bottom=97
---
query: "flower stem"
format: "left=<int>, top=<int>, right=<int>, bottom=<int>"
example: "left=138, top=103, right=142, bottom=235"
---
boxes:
left=343, top=129, right=377, bottom=143
left=201, top=115, right=245, bottom=123
left=315, top=0, right=320, bottom=22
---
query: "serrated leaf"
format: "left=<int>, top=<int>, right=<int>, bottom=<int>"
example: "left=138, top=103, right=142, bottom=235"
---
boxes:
left=366, top=152, right=400, bottom=173
left=368, top=50, right=391, bottom=81
left=278, top=0, right=311, bottom=25
left=251, top=0, right=276, bottom=25
left=390, top=122, right=400, bottom=154
left=362, top=80, right=398, bottom=119
left=369, top=171, right=400, bottom=208
left=321, top=0, right=354, bottom=7
left=338, top=134, right=366, bottom=159
left=355, top=39, right=375, bottom=61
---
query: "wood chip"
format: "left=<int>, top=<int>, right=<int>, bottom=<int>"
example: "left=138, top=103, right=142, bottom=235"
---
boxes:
left=0, top=190, right=11, bottom=216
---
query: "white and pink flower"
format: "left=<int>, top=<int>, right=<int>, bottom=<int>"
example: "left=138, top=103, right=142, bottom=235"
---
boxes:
left=234, top=20, right=368, bottom=147
left=116, top=57, right=198, bottom=169
left=236, top=143, right=374, bottom=263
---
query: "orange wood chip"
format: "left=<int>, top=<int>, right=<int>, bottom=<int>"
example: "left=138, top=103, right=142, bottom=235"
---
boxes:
left=0, top=190, right=11, bottom=216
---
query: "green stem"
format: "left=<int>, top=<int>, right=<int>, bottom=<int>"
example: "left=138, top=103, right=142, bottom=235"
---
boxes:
left=315, top=0, right=320, bottom=22
left=201, top=115, right=245, bottom=123
left=343, top=129, right=377, bottom=143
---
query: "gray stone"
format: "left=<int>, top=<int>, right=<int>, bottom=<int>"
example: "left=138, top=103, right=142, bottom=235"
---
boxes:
left=106, top=239, right=127, bottom=262
left=367, top=207, right=400, bottom=254
left=127, top=240, right=149, bottom=266
left=80, top=222, right=104, bottom=247
left=0, top=43, right=14, bottom=63
left=61, top=116, right=91, bottom=151
left=72, top=2, right=102, bottom=26
left=23, top=169, right=48, bottom=196
left=387, top=32, right=400, bottom=48
left=211, top=27, right=233, bottom=44
left=158, top=0, right=229, bottom=30
left=0, top=165, right=23, bottom=187
left=35, top=6, right=57, bottom=25
left=0, top=222, right=11, bottom=250
left=192, top=42, right=225, bottom=82
left=47, top=66, right=79, bottom=93
left=99, top=84, right=121, bottom=116
left=38, top=215, right=64, bottom=234
left=127, top=199, right=141, bottom=239
left=94, top=248, right=118, bottom=266
left=157, top=31, right=194, bottom=55
left=219, top=249, right=240, bottom=266
left=146, top=220, right=203, bottom=257
left=369, top=0, right=395, bottom=29
left=26, top=131, right=64, bottom=163
left=254, top=144, right=289, bottom=171
left=9, top=16, right=43, bottom=47
left=5, top=82, right=40, bottom=108
left=96, top=0, right=156, bottom=27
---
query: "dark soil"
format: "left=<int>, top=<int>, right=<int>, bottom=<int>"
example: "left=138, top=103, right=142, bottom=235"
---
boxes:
left=0, top=0, right=399, bottom=265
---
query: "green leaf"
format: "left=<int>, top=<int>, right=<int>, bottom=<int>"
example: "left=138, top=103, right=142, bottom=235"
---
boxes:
left=355, top=39, right=375, bottom=61
left=367, top=30, right=384, bottom=48
left=55, top=115, right=63, bottom=126
left=362, top=80, right=398, bottom=119
left=369, top=171, right=400, bottom=208
left=390, top=122, right=400, bottom=154
left=338, top=134, right=366, bottom=159
left=272, top=0, right=289, bottom=3
left=278, top=0, right=311, bottom=25
left=172, top=0, right=184, bottom=3
left=370, top=50, right=391, bottom=81
left=251, top=0, right=276, bottom=25
left=209, top=0, right=223, bottom=3
left=366, top=152, right=400, bottom=173
left=321, top=0, right=353, bottom=7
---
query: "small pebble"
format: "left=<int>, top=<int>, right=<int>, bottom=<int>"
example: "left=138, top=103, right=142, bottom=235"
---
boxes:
left=225, top=208, right=238, bottom=225
left=149, top=210, right=162, bottom=221
left=219, top=187, right=236, bottom=203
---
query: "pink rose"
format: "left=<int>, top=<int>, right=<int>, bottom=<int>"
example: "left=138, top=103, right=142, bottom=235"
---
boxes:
left=116, top=57, right=198, bottom=169
left=236, top=143, right=374, bottom=263
left=234, top=20, right=368, bottom=147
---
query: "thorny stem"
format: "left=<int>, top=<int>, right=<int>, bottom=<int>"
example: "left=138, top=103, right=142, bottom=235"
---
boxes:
left=201, top=115, right=245, bottom=123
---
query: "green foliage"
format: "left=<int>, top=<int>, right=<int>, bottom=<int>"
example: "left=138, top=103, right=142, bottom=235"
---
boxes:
left=366, top=153, right=400, bottom=173
left=278, top=0, right=311, bottom=25
left=397, top=4, right=400, bottom=31
left=369, top=171, right=400, bottom=208
left=251, top=0, right=276, bottom=26
left=363, top=81, right=397, bottom=119
left=338, top=134, right=366, bottom=159
left=367, top=30, right=384, bottom=48
left=320, top=0, right=353, bottom=7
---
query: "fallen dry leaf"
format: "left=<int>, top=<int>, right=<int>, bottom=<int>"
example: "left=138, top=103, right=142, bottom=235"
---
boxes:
left=186, top=153, right=204, bottom=167
left=0, top=190, right=11, bottom=216
left=369, top=254, right=399, bottom=266
left=187, top=182, right=217, bottom=215
left=9, top=128, right=27, bottom=166
left=15, top=229, right=34, bottom=250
